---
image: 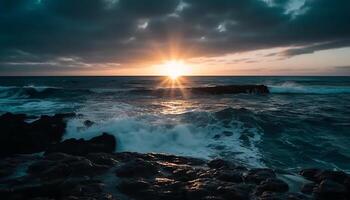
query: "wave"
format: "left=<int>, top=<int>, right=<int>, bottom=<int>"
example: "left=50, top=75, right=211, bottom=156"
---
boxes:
left=268, top=82, right=350, bottom=94
left=63, top=107, right=265, bottom=167
left=0, top=85, right=91, bottom=99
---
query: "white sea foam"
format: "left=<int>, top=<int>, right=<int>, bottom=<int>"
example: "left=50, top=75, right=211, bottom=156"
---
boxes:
left=64, top=106, right=265, bottom=167
left=269, top=82, right=350, bottom=94
left=23, top=85, right=62, bottom=92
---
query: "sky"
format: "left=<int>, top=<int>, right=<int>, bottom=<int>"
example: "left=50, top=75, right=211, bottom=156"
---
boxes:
left=1, top=0, right=350, bottom=76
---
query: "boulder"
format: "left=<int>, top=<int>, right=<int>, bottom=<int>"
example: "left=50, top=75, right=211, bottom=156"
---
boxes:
left=46, top=133, right=116, bottom=155
left=0, top=112, right=74, bottom=156
left=215, top=170, right=243, bottom=183
left=207, top=159, right=232, bottom=169
left=256, top=178, right=289, bottom=195
left=244, top=168, right=276, bottom=184
left=314, top=179, right=348, bottom=200
left=299, top=168, right=323, bottom=182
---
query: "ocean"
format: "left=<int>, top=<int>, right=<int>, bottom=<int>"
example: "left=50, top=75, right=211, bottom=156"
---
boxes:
left=0, top=76, right=349, bottom=172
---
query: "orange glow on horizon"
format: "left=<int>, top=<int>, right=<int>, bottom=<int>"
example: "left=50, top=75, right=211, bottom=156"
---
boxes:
left=162, top=60, right=187, bottom=80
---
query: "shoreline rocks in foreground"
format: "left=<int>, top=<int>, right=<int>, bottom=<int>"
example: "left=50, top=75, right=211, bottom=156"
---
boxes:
left=0, top=112, right=75, bottom=156
left=1, top=151, right=349, bottom=200
left=0, top=112, right=349, bottom=200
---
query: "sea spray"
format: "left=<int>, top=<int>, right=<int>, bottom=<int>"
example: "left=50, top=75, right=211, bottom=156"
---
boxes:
left=64, top=108, right=265, bottom=167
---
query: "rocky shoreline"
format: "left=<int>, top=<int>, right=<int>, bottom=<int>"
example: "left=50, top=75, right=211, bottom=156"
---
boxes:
left=0, top=113, right=349, bottom=200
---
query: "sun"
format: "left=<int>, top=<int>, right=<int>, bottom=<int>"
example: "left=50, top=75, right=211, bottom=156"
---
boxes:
left=163, top=60, right=186, bottom=80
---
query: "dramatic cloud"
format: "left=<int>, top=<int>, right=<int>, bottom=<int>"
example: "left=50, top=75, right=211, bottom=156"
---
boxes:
left=0, top=0, right=350, bottom=74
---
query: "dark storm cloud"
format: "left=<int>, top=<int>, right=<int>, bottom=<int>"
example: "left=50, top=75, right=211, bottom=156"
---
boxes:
left=0, top=0, right=350, bottom=74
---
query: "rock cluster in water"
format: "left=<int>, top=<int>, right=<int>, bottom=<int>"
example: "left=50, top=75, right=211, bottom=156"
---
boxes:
left=0, top=112, right=349, bottom=200
left=189, top=85, right=269, bottom=94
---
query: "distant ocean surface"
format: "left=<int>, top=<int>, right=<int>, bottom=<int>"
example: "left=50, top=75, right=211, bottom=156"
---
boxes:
left=1, top=76, right=350, bottom=172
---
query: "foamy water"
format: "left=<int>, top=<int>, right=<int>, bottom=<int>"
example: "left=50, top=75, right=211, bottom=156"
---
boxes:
left=0, top=76, right=349, bottom=171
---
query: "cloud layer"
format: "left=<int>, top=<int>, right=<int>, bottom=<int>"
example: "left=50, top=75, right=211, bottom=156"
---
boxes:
left=1, top=0, right=350, bottom=74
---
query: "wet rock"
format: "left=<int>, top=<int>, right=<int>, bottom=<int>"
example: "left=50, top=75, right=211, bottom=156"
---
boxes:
left=148, top=153, right=205, bottom=166
left=256, top=178, right=289, bottom=195
left=315, top=170, right=348, bottom=184
left=83, top=120, right=94, bottom=127
left=207, top=159, right=232, bottom=169
left=189, top=85, right=269, bottom=94
left=245, top=168, right=276, bottom=184
left=39, top=163, right=71, bottom=180
left=185, top=178, right=218, bottom=199
left=217, top=184, right=251, bottom=200
left=86, top=153, right=118, bottom=166
left=171, top=167, right=199, bottom=181
left=314, top=179, right=348, bottom=200
left=258, top=192, right=309, bottom=200
left=0, top=112, right=74, bottom=156
left=27, top=160, right=55, bottom=175
left=0, top=156, right=32, bottom=178
left=301, top=182, right=316, bottom=194
left=46, top=133, right=116, bottom=155
left=115, top=158, right=158, bottom=177
left=215, top=170, right=243, bottom=183
left=68, top=158, right=109, bottom=176
left=299, top=168, right=323, bottom=182
left=118, top=179, right=151, bottom=194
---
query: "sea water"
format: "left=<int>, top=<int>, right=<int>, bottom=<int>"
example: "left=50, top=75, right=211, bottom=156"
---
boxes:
left=0, top=76, right=349, bottom=172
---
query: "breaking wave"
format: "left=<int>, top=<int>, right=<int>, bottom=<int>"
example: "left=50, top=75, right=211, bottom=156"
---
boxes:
left=64, top=107, right=265, bottom=167
left=268, top=82, right=350, bottom=94
left=0, top=85, right=91, bottom=99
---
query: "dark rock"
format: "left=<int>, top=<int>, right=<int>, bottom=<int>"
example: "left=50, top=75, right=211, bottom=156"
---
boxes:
left=148, top=153, right=206, bottom=166
left=39, top=163, right=71, bottom=180
left=189, top=85, right=269, bottom=94
left=185, top=178, right=218, bottom=199
left=207, top=159, right=232, bottom=169
left=299, top=168, right=323, bottom=182
left=217, top=184, right=251, bottom=200
left=171, top=167, right=199, bottom=181
left=46, top=132, right=116, bottom=155
left=115, top=158, right=158, bottom=177
left=86, top=153, right=118, bottom=166
left=258, top=192, right=310, bottom=200
left=0, top=112, right=74, bottom=156
left=215, top=171, right=243, bottom=183
left=315, top=170, right=348, bottom=184
left=68, top=158, right=109, bottom=176
left=301, top=182, right=316, bottom=194
left=245, top=168, right=276, bottom=184
left=27, top=160, right=55, bottom=175
left=300, top=169, right=349, bottom=185
left=314, top=179, right=348, bottom=200
left=256, top=178, right=289, bottom=195
left=83, top=120, right=94, bottom=127
left=45, top=152, right=75, bottom=161
left=118, top=179, right=151, bottom=194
